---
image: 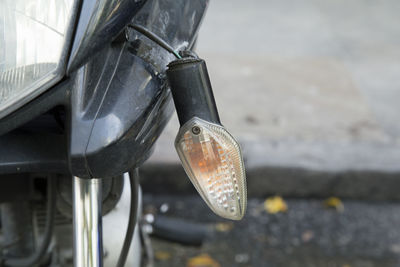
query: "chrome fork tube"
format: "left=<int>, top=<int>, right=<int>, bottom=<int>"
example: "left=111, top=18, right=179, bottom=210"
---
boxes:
left=73, top=176, right=103, bottom=267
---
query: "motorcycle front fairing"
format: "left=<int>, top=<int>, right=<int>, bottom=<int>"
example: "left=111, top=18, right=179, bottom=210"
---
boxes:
left=0, top=0, right=209, bottom=178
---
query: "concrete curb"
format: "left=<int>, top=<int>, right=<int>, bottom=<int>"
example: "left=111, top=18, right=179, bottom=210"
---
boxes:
left=141, top=138, right=400, bottom=200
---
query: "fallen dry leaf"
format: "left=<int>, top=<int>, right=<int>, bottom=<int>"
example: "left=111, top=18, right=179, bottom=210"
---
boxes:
left=215, top=222, right=234, bottom=232
left=155, top=251, right=172, bottom=261
left=301, top=230, right=314, bottom=243
left=264, top=196, right=288, bottom=214
left=324, top=197, right=344, bottom=212
left=187, top=254, right=221, bottom=267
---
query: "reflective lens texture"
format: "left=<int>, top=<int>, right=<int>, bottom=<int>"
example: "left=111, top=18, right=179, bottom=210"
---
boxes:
left=175, top=118, right=247, bottom=220
left=0, top=0, right=75, bottom=117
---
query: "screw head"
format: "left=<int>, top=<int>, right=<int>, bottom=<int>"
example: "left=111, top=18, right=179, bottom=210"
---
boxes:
left=192, top=126, right=201, bottom=135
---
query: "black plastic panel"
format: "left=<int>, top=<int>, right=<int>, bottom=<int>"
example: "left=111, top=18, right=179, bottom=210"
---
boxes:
left=68, top=0, right=210, bottom=178
left=0, top=0, right=209, bottom=178
left=67, top=0, right=146, bottom=72
left=0, top=131, right=67, bottom=174
left=68, top=42, right=174, bottom=178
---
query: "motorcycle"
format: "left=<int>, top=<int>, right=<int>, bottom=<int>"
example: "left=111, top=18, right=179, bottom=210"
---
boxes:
left=0, top=0, right=246, bottom=266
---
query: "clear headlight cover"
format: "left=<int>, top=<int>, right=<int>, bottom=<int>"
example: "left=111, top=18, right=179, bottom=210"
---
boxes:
left=0, top=0, right=75, bottom=117
left=175, top=117, right=247, bottom=220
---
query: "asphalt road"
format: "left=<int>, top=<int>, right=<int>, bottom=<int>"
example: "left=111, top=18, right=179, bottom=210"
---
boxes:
left=144, top=195, right=400, bottom=267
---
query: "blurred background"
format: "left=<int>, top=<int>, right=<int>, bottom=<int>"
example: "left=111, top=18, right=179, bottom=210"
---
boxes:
left=141, top=0, right=400, bottom=266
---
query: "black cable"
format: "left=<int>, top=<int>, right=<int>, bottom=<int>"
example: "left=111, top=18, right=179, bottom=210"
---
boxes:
left=139, top=223, right=154, bottom=267
left=127, top=24, right=181, bottom=59
left=4, top=177, right=56, bottom=267
left=116, top=169, right=140, bottom=267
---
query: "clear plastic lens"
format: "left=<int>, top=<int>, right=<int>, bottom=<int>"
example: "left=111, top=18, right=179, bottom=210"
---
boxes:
left=175, top=117, right=247, bottom=220
left=0, top=0, right=75, bottom=116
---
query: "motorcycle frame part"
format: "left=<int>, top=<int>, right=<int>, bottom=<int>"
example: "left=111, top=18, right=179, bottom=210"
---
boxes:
left=1, top=176, right=56, bottom=267
left=57, top=175, right=124, bottom=218
left=73, top=177, right=103, bottom=267
left=0, top=202, right=35, bottom=258
left=0, top=175, right=34, bottom=203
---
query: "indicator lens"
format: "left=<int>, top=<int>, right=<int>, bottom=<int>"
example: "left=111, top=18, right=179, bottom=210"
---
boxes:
left=175, top=117, right=247, bottom=220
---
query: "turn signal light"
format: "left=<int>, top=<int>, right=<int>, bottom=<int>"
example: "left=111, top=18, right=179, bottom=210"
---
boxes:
left=167, top=55, right=247, bottom=220
left=175, top=118, right=246, bottom=220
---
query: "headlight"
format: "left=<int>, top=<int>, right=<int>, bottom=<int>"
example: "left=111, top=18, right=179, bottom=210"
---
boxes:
left=0, top=0, right=76, bottom=118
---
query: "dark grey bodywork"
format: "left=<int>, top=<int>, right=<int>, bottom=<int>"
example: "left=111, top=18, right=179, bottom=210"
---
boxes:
left=0, top=0, right=209, bottom=178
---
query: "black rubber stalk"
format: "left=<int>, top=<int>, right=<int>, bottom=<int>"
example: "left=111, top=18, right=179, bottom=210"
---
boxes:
left=116, top=169, right=139, bottom=267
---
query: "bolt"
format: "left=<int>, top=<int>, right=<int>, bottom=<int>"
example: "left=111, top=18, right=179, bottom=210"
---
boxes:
left=192, top=126, right=201, bottom=135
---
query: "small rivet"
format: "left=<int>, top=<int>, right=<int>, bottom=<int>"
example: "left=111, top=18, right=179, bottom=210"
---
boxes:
left=192, top=126, right=201, bottom=135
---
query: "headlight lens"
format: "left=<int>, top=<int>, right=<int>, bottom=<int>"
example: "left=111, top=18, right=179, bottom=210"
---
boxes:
left=0, top=0, right=75, bottom=118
